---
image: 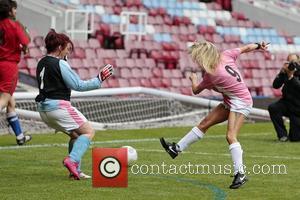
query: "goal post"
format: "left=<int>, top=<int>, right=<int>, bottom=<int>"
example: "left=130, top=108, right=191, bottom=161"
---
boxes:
left=0, top=87, right=270, bottom=134
left=13, top=87, right=270, bottom=117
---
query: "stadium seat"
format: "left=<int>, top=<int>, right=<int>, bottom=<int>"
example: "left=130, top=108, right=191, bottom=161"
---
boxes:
left=28, top=47, right=43, bottom=59
left=28, top=68, right=36, bottom=77
left=26, top=58, right=37, bottom=69
left=171, top=78, right=182, bottom=88
left=125, top=58, right=136, bottom=68
left=88, top=67, right=98, bottom=77
left=152, top=67, right=163, bottom=78
left=131, top=67, right=143, bottom=78
left=106, top=78, right=120, bottom=88
left=33, top=36, right=44, bottom=47
left=82, top=59, right=95, bottom=68
left=129, top=78, right=141, bottom=87
left=180, top=87, right=192, bottom=96
left=18, top=58, right=27, bottom=69
left=72, top=47, right=85, bottom=59
left=161, top=78, right=172, bottom=87
left=150, top=78, right=163, bottom=87
left=69, top=58, right=83, bottom=69
left=140, top=68, right=151, bottom=78
left=181, top=78, right=191, bottom=87
left=120, top=68, right=132, bottom=78
left=78, top=68, right=89, bottom=79
left=85, top=48, right=97, bottom=59
left=172, top=69, right=183, bottom=78
left=134, top=59, right=144, bottom=68
left=21, top=0, right=300, bottom=98
left=77, top=40, right=89, bottom=48
left=272, top=88, right=282, bottom=97
left=88, top=38, right=101, bottom=48
left=118, top=78, right=130, bottom=87
left=140, top=78, right=152, bottom=87
left=262, top=87, right=273, bottom=97
left=93, top=58, right=104, bottom=67
left=115, top=58, right=126, bottom=68
left=116, top=49, right=128, bottom=58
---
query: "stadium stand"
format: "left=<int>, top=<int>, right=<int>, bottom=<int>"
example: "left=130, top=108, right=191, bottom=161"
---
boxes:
left=18, top=0, right=300, bottom=98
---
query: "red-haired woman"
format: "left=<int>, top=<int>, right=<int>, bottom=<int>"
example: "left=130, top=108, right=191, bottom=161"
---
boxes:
left=35, top=29, right=114, bottom=180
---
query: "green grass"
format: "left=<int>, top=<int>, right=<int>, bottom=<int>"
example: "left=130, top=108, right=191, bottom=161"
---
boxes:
left=0, top=122, right=299, bottom=200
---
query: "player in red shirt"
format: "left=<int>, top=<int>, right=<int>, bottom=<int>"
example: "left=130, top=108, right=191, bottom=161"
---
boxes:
left=0, top=0, right=31, bottom=145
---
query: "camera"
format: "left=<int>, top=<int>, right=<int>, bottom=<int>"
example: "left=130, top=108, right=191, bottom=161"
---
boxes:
left=288, top=61, right=300, bottom=71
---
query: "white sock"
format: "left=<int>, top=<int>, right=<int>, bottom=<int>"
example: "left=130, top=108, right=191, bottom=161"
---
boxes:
left=177, top=127, right=204, bottom=152
left=229, top=142, right=244, bottom=175
left=7, top=112, right=17, bottom=118
left=16, top=133, right=24, bottom=140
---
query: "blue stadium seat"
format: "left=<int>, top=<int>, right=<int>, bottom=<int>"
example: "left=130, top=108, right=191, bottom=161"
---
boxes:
left=152, top=0, right=159, bottom=8
left=278, top=37, right=287, bottom=45
left=193, top=18, right=208, bottom=26
left=111, top=15, right=121, bottom=24
left=153, top=34, right=163, bottom=42
left=269, top=29, right=278, bottom=36
left=84, top=5, right=95, bottom=12
left=128, top=24, right=138, bottom=32
left=240, top=35, right=249, bottom=43
left=253, top=28, right=262, bottom=36
left=231, top=27, right=240, bottom=35
left=175, top=2, right=183, bottom=9
left=191, top=2, right=201, bottom=10
left=143, top=0, right=151, bottom=8
left=101, top=15, right=111, bottom=24
left=182, top=1, right=193, bottom=9
left=294, top=37, right=300, bottom=45
left=261, top=29, right=269, bottom=36
left=246, top=28, right=255, bottom=36
left=159, top=1, right=168, bottom=9
left=216, top=26, right=224, bottom=35
left=162, top=34, right=172, bottom=42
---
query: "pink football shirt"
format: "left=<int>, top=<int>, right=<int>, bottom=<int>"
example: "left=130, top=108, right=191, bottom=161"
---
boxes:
left=197, top=48, right=253, bottom=107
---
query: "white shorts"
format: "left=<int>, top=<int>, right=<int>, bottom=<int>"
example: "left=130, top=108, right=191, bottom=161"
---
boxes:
left=39, top=102, right=87, bottom=134
left=223, top=99, right=252, bottom=117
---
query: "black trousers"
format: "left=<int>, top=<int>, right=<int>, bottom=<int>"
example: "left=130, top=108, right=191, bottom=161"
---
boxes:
left=268, top=100, right=300, bottom=141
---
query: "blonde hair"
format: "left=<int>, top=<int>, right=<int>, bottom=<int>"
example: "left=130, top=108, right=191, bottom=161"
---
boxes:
left=189, top=41, right=220, bottom=74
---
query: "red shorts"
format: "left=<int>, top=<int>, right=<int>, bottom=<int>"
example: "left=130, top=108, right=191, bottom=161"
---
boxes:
left=0, top=61, right=18, bottom=95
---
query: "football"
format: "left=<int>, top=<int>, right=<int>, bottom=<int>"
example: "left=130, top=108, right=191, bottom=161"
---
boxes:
left=122, top=145, right=138, bottom=166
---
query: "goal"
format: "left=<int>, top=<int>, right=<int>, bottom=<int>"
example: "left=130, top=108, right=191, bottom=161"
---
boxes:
left=0, top=87, right=270, bottom=134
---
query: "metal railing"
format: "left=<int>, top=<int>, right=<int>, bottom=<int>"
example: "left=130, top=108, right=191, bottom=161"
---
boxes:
left=120, top=11, right=148, bottom=41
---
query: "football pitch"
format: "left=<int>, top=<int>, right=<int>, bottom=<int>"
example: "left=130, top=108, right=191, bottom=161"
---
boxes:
left=0, top=122, right=299, bottom=200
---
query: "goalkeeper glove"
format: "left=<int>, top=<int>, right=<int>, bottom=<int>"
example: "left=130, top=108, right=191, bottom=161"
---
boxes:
left=99, top=64, right=114, bottom=81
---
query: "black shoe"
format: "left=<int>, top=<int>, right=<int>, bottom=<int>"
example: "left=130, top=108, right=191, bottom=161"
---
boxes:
left=229, top=173, right=248, bottom=189
left=16, top=135, right=32, bottom=145
left=160, top=137, right=179, bottom=159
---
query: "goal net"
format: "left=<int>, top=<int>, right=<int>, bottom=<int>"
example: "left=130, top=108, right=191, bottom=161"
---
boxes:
left=0, top=87, right=270, bottom=134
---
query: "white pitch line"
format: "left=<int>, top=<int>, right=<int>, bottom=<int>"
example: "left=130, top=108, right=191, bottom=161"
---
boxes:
left=0, top=132, right=299, bottom=160
left=0, top=132, right=272, bottom=150
left=137, top=149, right=300, bottom=160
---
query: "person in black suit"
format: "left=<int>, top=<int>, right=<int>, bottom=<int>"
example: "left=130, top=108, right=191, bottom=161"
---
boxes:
left=268, top=54, right=300, bottom=142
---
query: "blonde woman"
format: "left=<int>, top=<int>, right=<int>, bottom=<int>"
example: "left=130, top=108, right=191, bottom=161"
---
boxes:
left=160, top=41, right=269, bottom=189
